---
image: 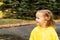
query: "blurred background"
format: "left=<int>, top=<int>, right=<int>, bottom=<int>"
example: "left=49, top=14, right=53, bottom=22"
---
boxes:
left=0, top=0, right=59, bottom=25
left=0, top=0, right=60, bottom=19
left=0, top=0, right=59, bottom=40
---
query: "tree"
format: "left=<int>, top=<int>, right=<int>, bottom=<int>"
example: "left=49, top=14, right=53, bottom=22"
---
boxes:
left=0, top=0, right=60, bottom=19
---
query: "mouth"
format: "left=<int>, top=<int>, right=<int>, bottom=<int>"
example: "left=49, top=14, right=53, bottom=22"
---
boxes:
left=36, top=21, right=39, bottom=24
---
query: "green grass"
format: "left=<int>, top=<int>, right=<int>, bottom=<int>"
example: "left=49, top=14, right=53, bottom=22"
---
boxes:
left=0, top=19, right=59, bottom=25
left=0, top=19, right=35, bottom=25
left=0, top=19, right=23, bottom=25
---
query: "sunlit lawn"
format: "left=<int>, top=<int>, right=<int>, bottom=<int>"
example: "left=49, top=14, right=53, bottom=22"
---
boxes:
left=0, top=19, right=60, bottom=25
left=0, top=19, right=35, bottom=25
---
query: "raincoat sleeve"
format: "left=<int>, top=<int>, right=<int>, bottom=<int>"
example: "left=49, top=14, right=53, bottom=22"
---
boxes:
left=51, top=28, right=59, bottom=40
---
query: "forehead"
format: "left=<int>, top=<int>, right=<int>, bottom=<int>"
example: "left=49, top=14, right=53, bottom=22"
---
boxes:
left=36, top=12, right=44, bottom=17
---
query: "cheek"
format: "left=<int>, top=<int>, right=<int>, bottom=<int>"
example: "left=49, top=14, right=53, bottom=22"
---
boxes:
left=36, top=18, right=45, bottom=24
left=36, top=19, right=40, bottom=25
left=36, top=19, right=42, bottom=23
left=36, top=18, right=43, bottom=25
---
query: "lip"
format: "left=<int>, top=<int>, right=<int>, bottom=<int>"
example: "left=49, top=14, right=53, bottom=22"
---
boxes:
left=36, top=21, right=39, bottom=23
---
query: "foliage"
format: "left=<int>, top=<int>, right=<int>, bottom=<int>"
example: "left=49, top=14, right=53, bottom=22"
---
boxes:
left=0, top=0, right=60, bottom=19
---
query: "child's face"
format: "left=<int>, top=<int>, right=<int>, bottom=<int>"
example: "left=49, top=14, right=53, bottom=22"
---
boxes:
left=36, top=12, right=48, bottom=25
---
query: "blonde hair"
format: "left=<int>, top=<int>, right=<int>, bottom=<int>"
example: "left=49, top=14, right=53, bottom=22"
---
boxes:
left=36, top=10, right=55, bottom=26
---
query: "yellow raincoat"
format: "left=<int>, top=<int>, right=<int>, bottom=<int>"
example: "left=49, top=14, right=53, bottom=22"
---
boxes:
left=29, top=25, right=59, bottom=40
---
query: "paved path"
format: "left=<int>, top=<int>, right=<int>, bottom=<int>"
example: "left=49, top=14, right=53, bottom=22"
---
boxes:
left=0, top=23, right=60, bottom=40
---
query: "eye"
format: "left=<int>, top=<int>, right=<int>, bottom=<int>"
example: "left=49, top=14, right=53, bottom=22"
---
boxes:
left=36, top=17, right=40, bottom=19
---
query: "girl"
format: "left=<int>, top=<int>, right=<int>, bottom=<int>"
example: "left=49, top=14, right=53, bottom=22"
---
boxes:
left=29, top=10, right=59, bottom=40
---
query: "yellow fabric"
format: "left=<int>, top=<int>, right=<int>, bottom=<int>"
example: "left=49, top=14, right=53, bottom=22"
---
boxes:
left=29, top=25, right=59, bottom=40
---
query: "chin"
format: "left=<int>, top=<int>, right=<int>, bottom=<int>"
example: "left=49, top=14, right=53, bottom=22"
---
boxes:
left=36, top=23, right=39, bottom=25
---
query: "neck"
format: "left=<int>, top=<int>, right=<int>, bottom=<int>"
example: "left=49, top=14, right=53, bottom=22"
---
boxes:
left=40, top=22, right=47, bottom=28
left=41, top=25, right=47, bottom=28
